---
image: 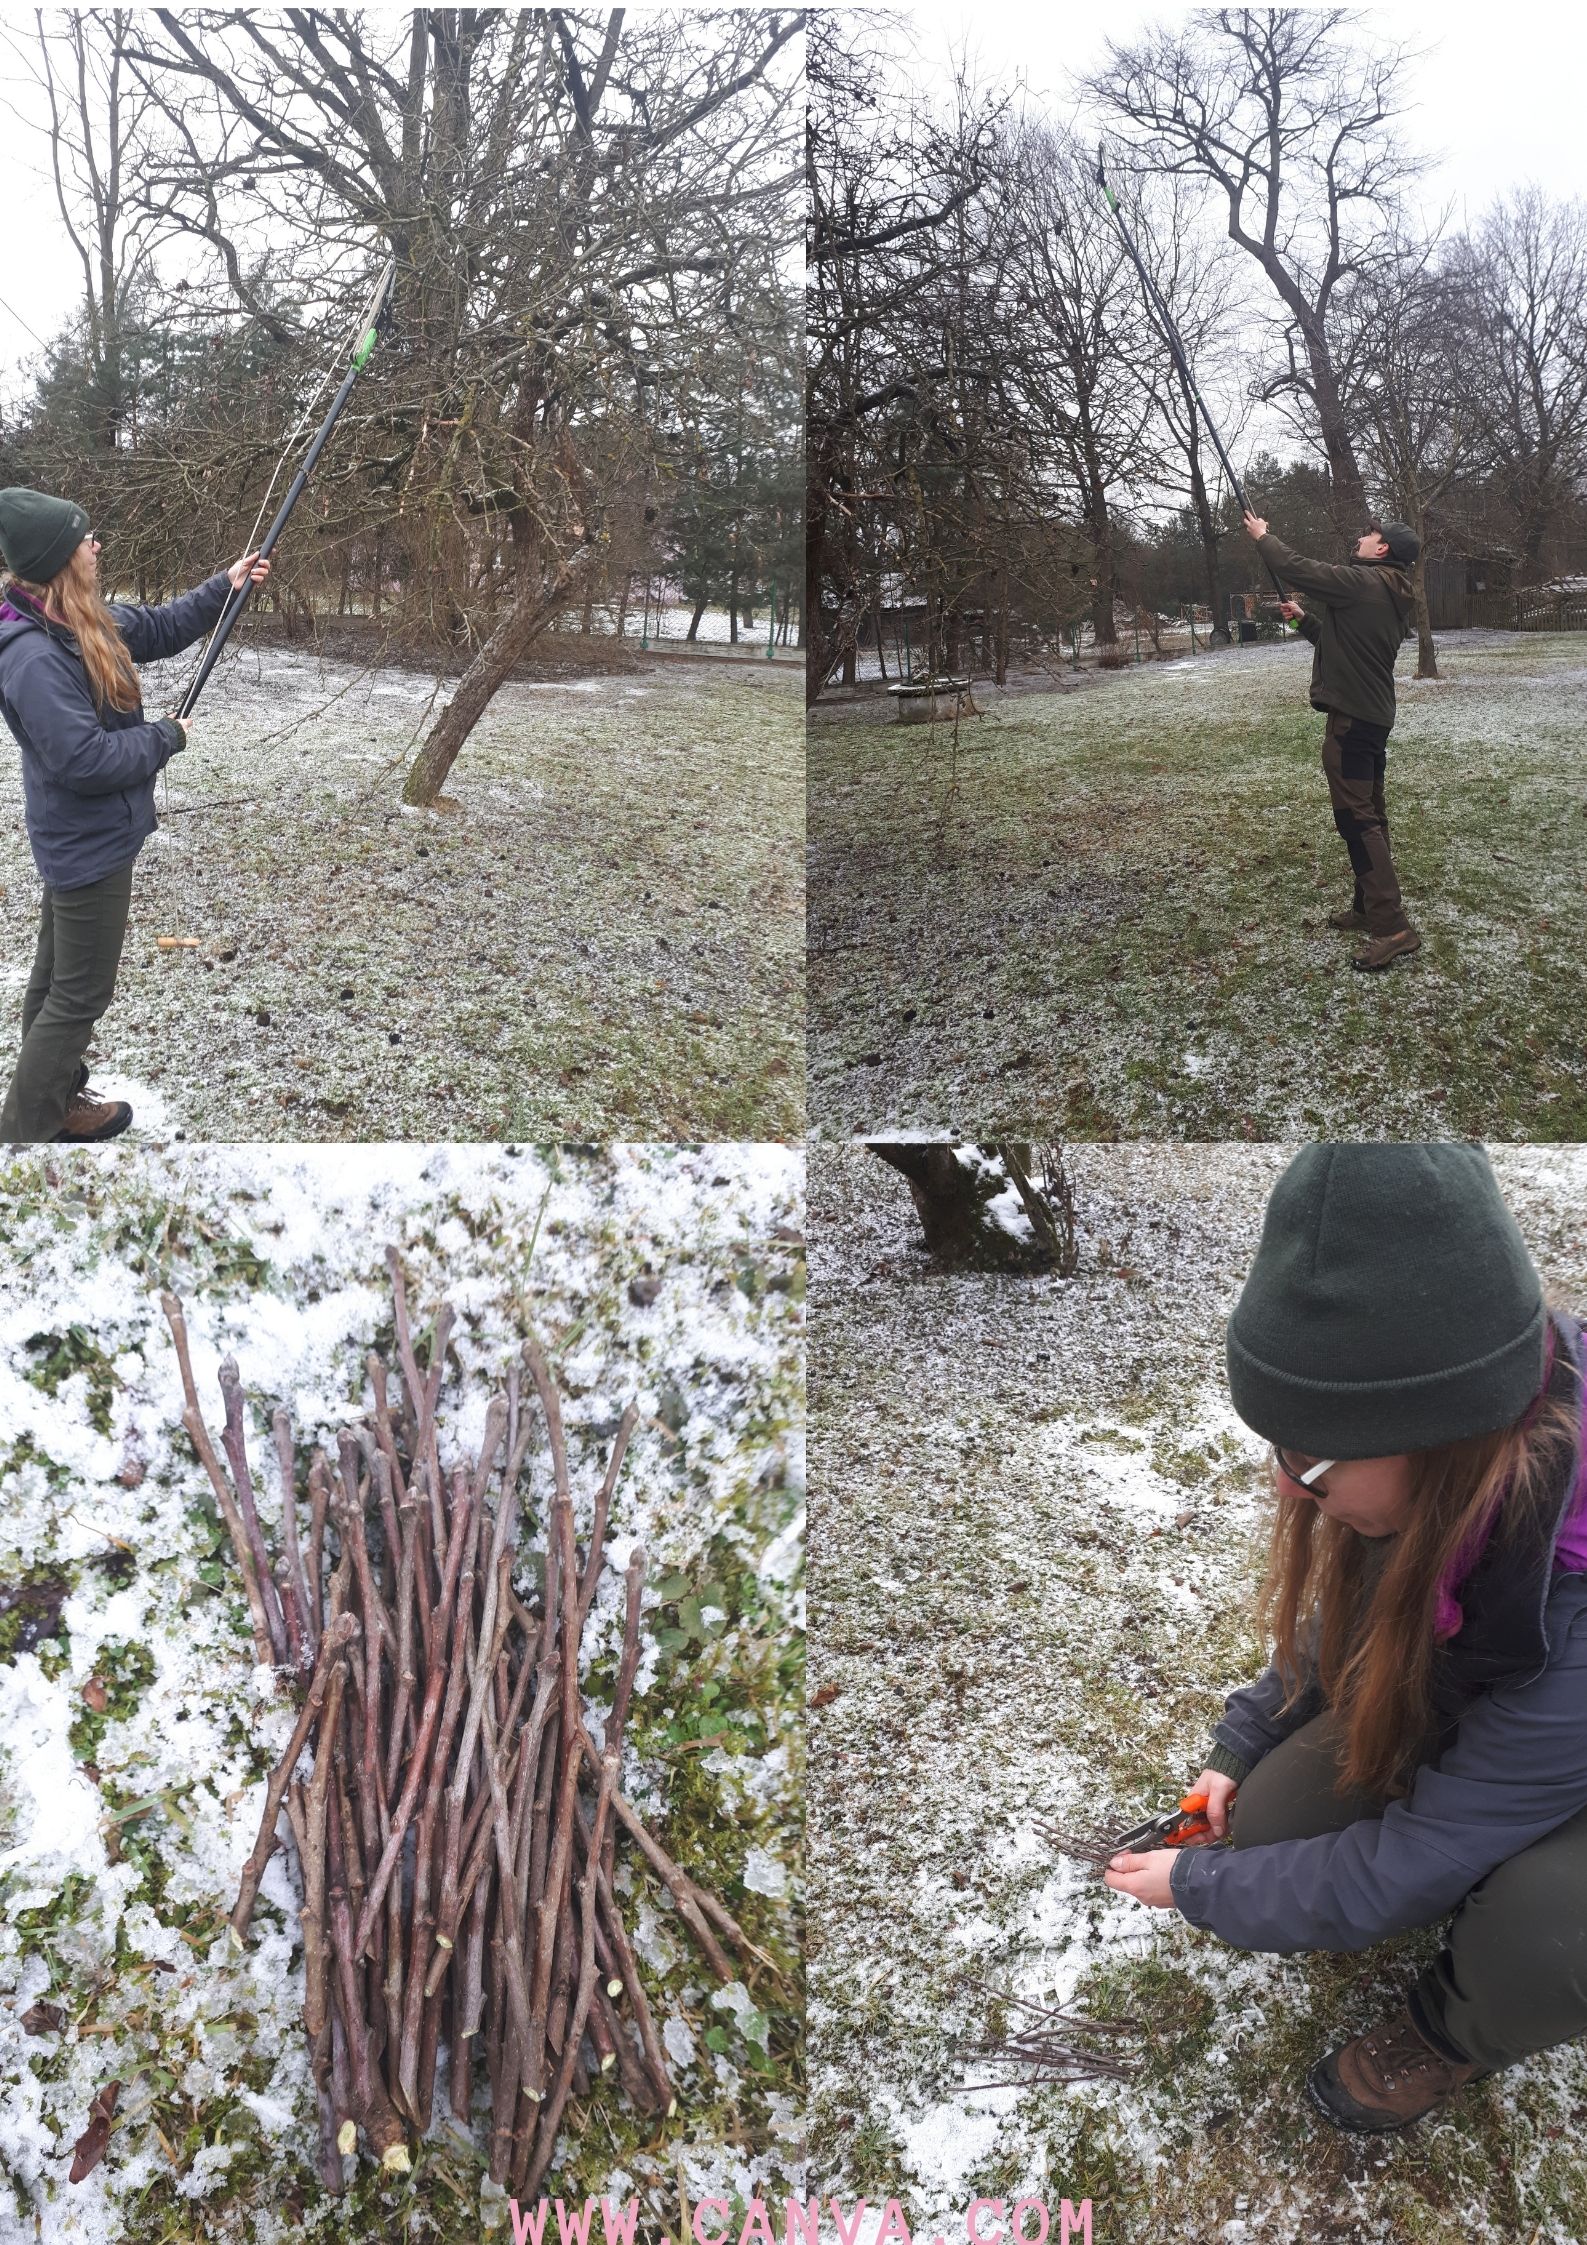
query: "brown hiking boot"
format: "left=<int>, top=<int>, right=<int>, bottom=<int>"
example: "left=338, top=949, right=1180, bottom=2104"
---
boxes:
left=54, top=1093, right=133, bottom=1143
left=1327, top=907, right=1369, bottom=932
left=1306, top=2004, right=1482, bottom=2134
left=1352, top=927, right=1422, bottom=972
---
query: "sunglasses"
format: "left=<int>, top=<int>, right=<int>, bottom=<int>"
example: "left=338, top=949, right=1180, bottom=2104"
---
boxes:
left=1275, top=1447, right=1337, bottom=1498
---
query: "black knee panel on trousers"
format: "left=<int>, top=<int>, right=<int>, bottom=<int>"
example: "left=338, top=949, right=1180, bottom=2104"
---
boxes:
left=1332, top=807, right=1374, bottom=874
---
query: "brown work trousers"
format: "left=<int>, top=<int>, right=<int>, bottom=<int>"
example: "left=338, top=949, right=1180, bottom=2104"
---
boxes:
left=1321, top=708, right=1409, bottom=937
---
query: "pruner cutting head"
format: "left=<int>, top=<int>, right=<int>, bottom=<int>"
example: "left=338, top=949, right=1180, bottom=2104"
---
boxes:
left=1095, top=140, right=1119, bottom=211
left=1112, top=1791, right=1215, bottom=1853
left=352, top=256, right=398, bottom=368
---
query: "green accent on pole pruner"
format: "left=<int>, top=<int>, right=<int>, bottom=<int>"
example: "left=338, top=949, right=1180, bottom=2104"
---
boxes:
left=354, top=327, right=377, bottom=369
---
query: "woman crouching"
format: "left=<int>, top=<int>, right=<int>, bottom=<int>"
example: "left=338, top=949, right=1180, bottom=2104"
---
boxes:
left=1106, top=1142, right=1587, bottom=2133
left=0, top=485, right=268, bottom=1141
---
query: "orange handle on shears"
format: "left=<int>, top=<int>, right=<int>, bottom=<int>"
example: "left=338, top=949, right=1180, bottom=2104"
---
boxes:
left=1161, top=1790, right=1214, bottom=1848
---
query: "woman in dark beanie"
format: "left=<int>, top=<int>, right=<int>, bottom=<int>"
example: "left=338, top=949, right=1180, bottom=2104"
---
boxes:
left=1105, top=1142, right=1587, bottom=2134
left=0, top=486, right=268, bottom=1141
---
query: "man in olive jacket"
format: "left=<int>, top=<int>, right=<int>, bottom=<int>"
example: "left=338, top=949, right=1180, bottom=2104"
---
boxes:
left=1241, top=508, right=1421, bottom=972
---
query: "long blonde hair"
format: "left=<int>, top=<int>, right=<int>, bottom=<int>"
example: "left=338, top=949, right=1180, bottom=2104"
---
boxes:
left=1259, top=1369, right=1579, bottom=1802
left=3, top=542, right=141, bottom=715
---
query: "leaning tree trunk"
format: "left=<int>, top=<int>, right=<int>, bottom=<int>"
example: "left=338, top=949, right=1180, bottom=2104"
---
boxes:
left=402, top=546, right=592, bottom=806
left=866, top=1140, right=1078, bottom=1274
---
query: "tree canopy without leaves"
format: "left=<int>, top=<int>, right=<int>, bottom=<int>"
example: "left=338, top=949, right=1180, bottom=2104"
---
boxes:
left=806, top=5, right=1587, bottom=688
left=1092, top=7, right=1423, bottom=531
left=1, top=9, right=802, bottom=803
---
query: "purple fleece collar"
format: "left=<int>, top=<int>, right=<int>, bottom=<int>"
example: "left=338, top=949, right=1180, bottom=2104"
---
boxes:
left=0, top=583, right=48, bottom=625
left=1433, top=1322, right=1585, bottom=1638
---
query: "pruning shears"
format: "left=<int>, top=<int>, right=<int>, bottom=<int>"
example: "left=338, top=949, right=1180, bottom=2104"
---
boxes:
left=1111, top=1790, right=1216, bottom=1853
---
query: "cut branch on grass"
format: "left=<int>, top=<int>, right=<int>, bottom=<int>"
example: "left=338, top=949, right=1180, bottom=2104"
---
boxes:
left=230, top=1610, right=360, bottom=1942
left=160, top=1292, right=278, bottom=1667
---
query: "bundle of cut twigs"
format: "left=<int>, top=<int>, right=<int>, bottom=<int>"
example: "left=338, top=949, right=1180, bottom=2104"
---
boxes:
left=160, top=1252, right=767, bottom=2196
left=1031, top=1818, right=1128, bottom=1874
left=955, top=1980, right=1145, bottom=2092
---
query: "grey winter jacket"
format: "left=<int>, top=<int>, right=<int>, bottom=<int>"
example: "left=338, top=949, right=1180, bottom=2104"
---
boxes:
left=0, top=573, right=230, bottom=889
left=1171, top=1313, right=1587, bottom=1954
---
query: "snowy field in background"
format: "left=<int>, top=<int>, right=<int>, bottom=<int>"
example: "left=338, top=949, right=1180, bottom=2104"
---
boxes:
left=0, top=649, right=804, bottom=1141
left=809, top=1142, right=1587, bottom=2245
left=810, top=631, right=1587, bottom=1141
left=0, top=1142, right=805, bottom=2242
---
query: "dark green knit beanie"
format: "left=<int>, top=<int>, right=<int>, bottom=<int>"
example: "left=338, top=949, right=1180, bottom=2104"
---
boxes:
left=1227, top=1143, right=1546, bottom=1458
left=0, top=487, right=90, bottom=586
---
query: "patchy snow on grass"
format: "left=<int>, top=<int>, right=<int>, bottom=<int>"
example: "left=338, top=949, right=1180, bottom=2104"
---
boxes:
left=0, top=1142, right=804, bottom=2242
left=809, top=1143, right=1587, bottom=2243
left=809, top=633, right=1587, bottom=1141
left=0, top=648, right=803, bottom=1141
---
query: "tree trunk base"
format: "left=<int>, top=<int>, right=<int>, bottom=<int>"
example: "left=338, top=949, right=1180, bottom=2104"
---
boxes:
left=867, top=1140, right=1078, bottom=1275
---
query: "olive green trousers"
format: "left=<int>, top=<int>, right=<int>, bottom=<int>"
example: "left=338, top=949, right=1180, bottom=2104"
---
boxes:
left=0, top=860, right=134, bottom=1142
left=1231, top=1710, right=1587, bottom=2073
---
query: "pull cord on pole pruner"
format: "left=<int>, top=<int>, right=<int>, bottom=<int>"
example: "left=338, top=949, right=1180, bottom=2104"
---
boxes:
left=176, top=256, right=398, bottom=721
left=1094, top=145, right=1293, bottom=627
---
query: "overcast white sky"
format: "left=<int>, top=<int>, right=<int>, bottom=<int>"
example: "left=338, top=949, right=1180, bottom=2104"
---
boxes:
left=900, top=0, right=1587, bottom=219
left=871, top=0, right=1587, bottom=482
left=2, top=2, right=1584, bottom=398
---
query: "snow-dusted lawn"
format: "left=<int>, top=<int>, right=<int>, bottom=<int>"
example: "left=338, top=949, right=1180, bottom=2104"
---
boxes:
left=0, top=651, right=804, bottom=1141
left=0, top=1144, right=804, bottom=2242
left=809, top=1143, right=1587, bottom=2242
left=809, top=634, right=1587, bottom=1139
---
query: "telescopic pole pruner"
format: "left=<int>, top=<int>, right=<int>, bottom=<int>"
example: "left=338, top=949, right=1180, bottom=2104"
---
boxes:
left=1094, top=146, right=1291, bottom=615
left=177, top=257, right=398, bottom=720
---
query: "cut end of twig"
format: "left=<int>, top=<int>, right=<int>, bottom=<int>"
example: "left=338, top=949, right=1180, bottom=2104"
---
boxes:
left=337, top=2120, right=357, bottom=2157
left=434, top=1933, right=454, bottom=1951
left=667, top=2096, right=678, bottom=2118
left=606, top=1977, right=623, bottom=1999
left=381, top=2143, right=413, bottom=2174
left=601, top=2053, right=617, bottom=2072
left=227, top=1922, right=246, bottom=1953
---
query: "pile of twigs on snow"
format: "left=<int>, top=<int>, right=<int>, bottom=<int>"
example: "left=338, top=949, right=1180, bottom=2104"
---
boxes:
left=956, top=1980, right=1144, bottom=2092
left=160, top=1252, right=766, bottom=2196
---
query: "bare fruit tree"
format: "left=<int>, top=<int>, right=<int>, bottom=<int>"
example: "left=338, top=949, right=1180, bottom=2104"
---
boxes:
left=1337, top=225, right=1481, bottom=676
left=9, top=9, right=801, bottom=803
left=1453, top=189, right=1587, bottom=580
left=806, top=13, right=1001, bottom=701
